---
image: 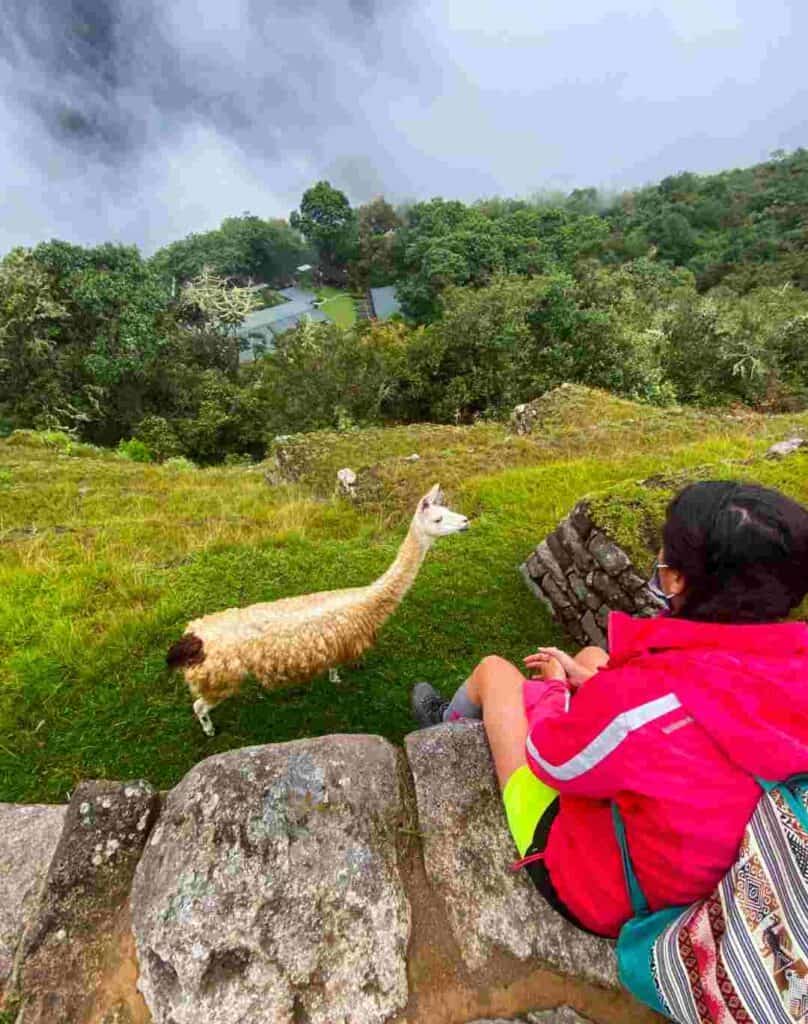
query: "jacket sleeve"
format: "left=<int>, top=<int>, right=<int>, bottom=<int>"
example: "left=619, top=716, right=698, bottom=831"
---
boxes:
left=523, top=671, right=643, bottom=798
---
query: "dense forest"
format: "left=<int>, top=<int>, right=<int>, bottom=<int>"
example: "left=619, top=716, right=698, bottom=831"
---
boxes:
left=1, top=148, right=807, bottom=463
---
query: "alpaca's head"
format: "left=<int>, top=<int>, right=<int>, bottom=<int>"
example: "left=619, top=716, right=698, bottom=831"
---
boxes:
left=413, top=484, right=469, bottom=541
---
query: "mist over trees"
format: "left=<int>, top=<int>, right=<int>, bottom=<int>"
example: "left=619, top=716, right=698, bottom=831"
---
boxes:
left=2, top=149, right=807, bottom=462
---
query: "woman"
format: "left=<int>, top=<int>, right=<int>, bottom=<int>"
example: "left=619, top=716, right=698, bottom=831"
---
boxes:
left=411, top=481, right=808, bottom=937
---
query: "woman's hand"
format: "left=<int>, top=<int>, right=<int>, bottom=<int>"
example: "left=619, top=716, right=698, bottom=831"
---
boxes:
left=523, top=647, right=595, bottom=690
left=525, top=651, right=566, bottom=682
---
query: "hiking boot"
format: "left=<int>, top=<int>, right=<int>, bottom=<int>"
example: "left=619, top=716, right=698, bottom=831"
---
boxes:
left=411, top=682, right=450, bottom=728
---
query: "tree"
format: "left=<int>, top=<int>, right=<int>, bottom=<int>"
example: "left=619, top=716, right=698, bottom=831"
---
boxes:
left=350, top=197, right=402, bottom=288
left=393, top=198, right=610, bottom=322
left=151, top=215, right=311, bottom=286
left=0, top=248, right=70, bottom=429
left=654, top=211, right=698, bottom=264
left=290, top=182, right=357, bottom=272
left=177, top=267, right=259, bottom=333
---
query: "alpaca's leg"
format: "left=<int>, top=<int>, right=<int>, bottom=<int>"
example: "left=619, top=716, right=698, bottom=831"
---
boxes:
left=193, top=697, right=216, bottom=737
left=328, top=667, right=341, bottom=684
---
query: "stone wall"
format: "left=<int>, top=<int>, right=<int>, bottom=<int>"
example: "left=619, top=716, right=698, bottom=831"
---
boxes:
left=0, top=725, right=662, bottom=1024
left=520, top=501, right=664, bottom=648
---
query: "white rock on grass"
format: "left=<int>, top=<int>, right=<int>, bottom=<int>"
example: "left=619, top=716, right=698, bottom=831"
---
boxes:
left=337, top=466, right=358, bottom=497
left=766, top=437, right=806, bottom=459
left=131, top=735, right=411, bottom=1024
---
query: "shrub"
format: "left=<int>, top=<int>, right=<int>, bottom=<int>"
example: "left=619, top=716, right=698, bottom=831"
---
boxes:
left=117, top=438, right=153, bottom=462
left=161, top=456, right=197, bottom=472
left=133, top=415, right=184, bottom=462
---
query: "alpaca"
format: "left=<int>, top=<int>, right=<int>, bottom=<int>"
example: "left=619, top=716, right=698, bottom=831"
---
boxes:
left=167, top=484, right=469, bottom=735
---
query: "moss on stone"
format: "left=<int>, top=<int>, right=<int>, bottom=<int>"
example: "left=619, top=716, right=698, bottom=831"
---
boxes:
left=586, top=453, right=808, bottom=618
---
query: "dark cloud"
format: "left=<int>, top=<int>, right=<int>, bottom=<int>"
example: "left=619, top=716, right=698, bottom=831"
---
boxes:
left=0, top=0, right=805, bottom=253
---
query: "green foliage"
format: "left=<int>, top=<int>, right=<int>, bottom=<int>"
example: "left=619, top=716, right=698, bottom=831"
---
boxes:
left=162, top=456, right=197, bottom=472
left=245, top=318, right=416, bottom=434
left=290, top=181, right=358, bottom=272
left=151, top=214, right=312, bottom=286
left=351, top=196, right=401, bottom=288
left=398, top=264, right=681, bottom=421
left=0, top=241, right=178, bottom=442
left=117, top=437, right=153, bottom=462
left=256, top=286, right=284, bottom=307
left=661, top=284, right=808, bottom=407
left=0, top=247, right=71, bottom=429
left=133, top=415, right=184, bottom=462
left=605, top=148, right=808, bottom=291
left=4, top=428, right=107, bottom=458
left=393, top=198, right=610, bottom=322
left=0, top=241, right=262, bottom=457
left=3, top=151, right=808, bottom=465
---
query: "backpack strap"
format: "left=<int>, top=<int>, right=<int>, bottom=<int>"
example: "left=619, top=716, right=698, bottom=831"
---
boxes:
left=612, top=776, right=808, bottom=922
left=757, top=774, right=808, bottom=833
left=611, top=802, right=650, bottom=918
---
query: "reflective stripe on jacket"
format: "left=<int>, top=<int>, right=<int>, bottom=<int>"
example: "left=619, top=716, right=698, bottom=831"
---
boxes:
left=523, top=611, right=808, bottom=937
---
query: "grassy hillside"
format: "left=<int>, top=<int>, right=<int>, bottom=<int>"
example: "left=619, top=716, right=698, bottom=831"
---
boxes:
left=605, top=148, right=808, bottom=290
left=2, top=389, right=808, bottom=803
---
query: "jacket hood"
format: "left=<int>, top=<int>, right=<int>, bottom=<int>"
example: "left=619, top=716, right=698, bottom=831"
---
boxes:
left=609, top=611, right=808, bottom=781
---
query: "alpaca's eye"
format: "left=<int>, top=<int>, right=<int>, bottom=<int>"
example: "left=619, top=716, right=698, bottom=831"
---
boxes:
left=434, top=516, right=443, bottom=523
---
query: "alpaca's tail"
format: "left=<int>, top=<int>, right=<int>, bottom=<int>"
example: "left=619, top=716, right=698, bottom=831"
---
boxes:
left=166, top=633, right=206, bottom=669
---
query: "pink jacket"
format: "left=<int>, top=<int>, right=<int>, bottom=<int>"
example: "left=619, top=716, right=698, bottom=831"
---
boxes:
left=523, top=611, right=808, bottom=937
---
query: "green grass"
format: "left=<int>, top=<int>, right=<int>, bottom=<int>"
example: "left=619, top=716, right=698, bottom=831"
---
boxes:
left=2, top=387, right=808, bottom=803
left=317, top=285, right=357, bottom=328
left=588, top=455, right=808, bottom=574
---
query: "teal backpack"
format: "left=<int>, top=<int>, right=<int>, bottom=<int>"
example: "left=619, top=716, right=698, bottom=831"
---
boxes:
left=612, top=776, right=808, bottom=1023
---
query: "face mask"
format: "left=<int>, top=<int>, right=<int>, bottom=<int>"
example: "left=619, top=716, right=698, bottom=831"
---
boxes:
left=648, top=562, right=674, bottom=611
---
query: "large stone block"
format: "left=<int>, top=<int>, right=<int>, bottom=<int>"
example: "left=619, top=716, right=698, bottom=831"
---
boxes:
left=0, top=803, right=66, bottom=997
left=557, top=519, right=593, bottom=573
left=132, top=735, right=411, bottom=1024
left=18, top=779, right=159, bottom=1024
left=541, top=572, right=573, bottom=611
left=404, top=722, right=618, bottom=990
left=587, top=533, right=631, bottom=577
left=534, top=541, right=567, bottom=588
left=569, top=504, right=593, bottom=541
left=546, top=531, right=572, bottom=572
left=581, top=610, right=608, bottom=649
left=567, top=572, right=590, bottom=607
left=468, top=1009, right=593, bottom=1024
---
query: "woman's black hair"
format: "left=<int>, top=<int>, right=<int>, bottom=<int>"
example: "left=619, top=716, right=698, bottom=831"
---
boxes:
left=662, top=480, right=808, bottom=623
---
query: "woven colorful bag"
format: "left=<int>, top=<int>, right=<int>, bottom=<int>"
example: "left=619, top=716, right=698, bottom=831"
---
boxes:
left=612, top=776, right=808, bottom=1023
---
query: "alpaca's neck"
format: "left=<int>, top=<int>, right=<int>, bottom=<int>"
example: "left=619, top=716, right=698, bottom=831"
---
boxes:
left=363, top=524, right=430, bottom=626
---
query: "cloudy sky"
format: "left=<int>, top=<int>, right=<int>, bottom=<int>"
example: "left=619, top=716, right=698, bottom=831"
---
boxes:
left=0, top=0, right=806, bottom=254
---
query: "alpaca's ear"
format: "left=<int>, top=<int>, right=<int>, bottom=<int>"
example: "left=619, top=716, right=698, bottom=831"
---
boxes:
left=420, top=483, right=443, bottom=511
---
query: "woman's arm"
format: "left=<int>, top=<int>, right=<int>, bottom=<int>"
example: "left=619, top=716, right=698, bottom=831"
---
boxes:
left=523, top=669, right=641, bottom=799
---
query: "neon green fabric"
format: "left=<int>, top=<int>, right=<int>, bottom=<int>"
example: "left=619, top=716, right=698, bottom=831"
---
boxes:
left=502, top=764, right=559, bottom=856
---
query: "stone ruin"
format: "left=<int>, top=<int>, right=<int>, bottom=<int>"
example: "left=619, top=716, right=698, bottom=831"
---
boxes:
left=520, top=501, right=664, bottom=649
left=0, top=724, right=661, bottom=1024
